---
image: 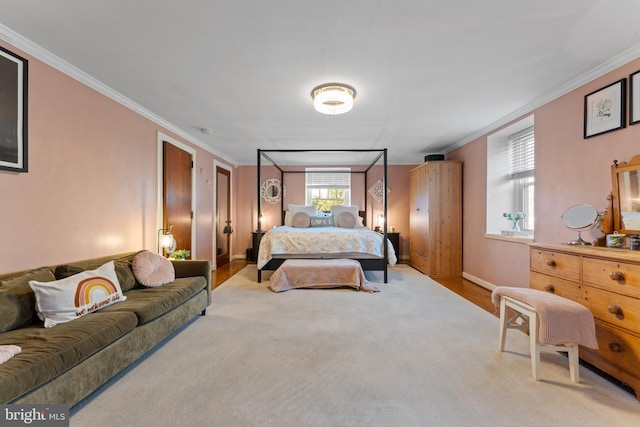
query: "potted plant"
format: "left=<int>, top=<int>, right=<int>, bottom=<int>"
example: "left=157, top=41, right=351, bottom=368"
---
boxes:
left=169, top=249, right=190, bottom=260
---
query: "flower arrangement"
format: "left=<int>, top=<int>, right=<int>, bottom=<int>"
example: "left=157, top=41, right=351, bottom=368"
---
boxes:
left=503, top=212, right=526, bottom=231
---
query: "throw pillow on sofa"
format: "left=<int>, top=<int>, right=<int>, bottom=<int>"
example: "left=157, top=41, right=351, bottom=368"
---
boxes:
left=54, top=253, right=141, bottom=292
left=0, top=267, right=56, bottom=333
left=132, top=250, right=175, bottom=287
left=29, top=261, right=127, bottom=328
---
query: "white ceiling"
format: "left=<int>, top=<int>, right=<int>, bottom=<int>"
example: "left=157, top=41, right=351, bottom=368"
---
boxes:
left=2, top=0, right=640, bottom=165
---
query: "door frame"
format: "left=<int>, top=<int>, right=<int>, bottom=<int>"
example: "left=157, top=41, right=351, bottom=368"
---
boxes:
left=213, top=159, right=233, bottom=269
left=156, top=131, right=197, bottom=258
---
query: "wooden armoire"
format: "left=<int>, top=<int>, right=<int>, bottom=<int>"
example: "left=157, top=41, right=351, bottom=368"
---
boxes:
left=409, top=161, right=462, bottom=277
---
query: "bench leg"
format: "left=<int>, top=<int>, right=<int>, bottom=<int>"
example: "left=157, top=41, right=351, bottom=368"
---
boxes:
left=529, top=310, right=540, bottom=381
left=498, top=297, right=508, bottom=351
left=568, top=343, right=580, bottom=383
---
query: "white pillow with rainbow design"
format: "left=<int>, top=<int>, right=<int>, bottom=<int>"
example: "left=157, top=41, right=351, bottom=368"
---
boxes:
left=29, top=261, right=126, bottom=328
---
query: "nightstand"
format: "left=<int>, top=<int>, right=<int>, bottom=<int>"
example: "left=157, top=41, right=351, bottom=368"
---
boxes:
left=379, top=231, right=400, bottom=259
left=249, top=231, right=265, bottom=262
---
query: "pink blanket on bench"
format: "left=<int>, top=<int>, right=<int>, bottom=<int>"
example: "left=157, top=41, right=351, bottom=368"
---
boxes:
left=269, top=259, right=379, bottom=293
left=491, top=287, right=598, bottom=349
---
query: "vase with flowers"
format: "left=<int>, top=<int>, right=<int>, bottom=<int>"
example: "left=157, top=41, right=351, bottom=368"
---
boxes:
left=503, top=212, right=526, bottom=231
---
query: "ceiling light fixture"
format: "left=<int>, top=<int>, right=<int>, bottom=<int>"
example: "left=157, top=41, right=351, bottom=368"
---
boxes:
left=311, top=83, right=356, bottom=115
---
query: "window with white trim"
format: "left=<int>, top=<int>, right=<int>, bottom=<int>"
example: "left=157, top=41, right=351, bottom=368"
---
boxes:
left=305, top=168, right=351, bottom=211
left=509, top=127, right=535, bottom=231
left=486, top=115, right=535, bottom=236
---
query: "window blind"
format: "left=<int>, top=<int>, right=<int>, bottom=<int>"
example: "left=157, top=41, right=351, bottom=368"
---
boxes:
left=509, top=127, right=534, bottom=180
left=306, top=168, right=351, bottom=188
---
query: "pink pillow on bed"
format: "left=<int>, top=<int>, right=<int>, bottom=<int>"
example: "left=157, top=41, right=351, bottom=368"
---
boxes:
left=336, top=211, right=356, bottom=228
left=132, top=250, right=175, bottom=287
left=291, top=212, right=311, bottom=228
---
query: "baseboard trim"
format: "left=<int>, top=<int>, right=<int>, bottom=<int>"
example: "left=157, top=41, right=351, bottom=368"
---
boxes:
left=462, top=271, right=497, bottom=291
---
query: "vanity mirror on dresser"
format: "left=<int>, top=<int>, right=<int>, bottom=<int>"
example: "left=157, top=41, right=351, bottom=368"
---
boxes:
left=529, top=156, right=640, bottom=399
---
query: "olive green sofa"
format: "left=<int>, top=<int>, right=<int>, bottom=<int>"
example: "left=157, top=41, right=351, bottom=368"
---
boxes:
left=0, top=251, right=211, bottom=406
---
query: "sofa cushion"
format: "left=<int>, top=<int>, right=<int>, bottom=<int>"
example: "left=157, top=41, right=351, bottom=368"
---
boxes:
left=0, top=267, right=56, bottom=333
left=54, top=251, right=143, bottom=292
left=132, top=251, right=175, bottom=287
left=0, top=310, right=138, bottom=404
left=101, top=276, right=207, bottom=325
left=29, top=261, right=127, bottom=328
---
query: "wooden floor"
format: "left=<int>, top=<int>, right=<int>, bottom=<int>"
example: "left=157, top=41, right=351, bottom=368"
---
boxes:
left=212, top=260, right=496, bottom=316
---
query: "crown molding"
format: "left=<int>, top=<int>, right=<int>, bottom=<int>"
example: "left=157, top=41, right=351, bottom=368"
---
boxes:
left=445, top=42, right=640, bottom=153
left=0, top=24, right=238, bottom=167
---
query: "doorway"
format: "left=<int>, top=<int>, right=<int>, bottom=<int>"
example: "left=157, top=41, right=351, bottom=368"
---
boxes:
left=216, top=165, right=231, bottom=267
left=161, top=139, right=194, bottom=258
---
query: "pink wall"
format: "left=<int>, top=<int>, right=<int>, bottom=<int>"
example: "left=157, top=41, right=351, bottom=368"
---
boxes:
left=234, top=164, right=412, bottom=259
left=0, top=40, right=233, bottom=273
left=5, top=34, right=638, bottom=282
left=449, top=57, right=640, bottom=288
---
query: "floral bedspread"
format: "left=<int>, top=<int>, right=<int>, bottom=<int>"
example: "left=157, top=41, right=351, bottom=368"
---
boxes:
left=257, top=226, right=397, bottom=269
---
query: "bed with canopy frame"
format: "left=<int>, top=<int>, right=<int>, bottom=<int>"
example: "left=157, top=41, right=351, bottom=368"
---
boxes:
left=256, top=148, right=394, bottom=283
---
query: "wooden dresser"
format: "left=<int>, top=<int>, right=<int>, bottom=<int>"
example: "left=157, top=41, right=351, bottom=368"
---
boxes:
left=530, top=242, right=640, bottom=398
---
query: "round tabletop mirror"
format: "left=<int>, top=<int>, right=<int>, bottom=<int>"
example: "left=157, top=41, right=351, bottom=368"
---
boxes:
left=561, top=204, right=599, bottom=245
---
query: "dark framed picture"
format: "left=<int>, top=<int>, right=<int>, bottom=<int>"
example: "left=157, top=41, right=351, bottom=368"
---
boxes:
left=630, top=70, right=640, bottom=126
left=584, top=78, right=626, bottom=139
left=0, top=45, right=28, bottom=172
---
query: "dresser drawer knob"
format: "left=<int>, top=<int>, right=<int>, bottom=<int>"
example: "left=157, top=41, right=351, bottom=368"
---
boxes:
left=608, top=343, right=622, bottom=353
left=545, top=259, right=556, bottom=267
left=609, top=271, right=624, bottom=281
left=544, top=284, right=555, bottom=293
left=608, top=305, right=622, bottom=315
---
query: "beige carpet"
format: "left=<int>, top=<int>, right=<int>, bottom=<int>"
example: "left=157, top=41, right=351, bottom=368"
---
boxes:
left=71, top=265, right=640, bottom=426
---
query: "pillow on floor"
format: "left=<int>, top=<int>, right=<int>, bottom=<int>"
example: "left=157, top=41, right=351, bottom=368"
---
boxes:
left=29, top=261, right=126, bottom=328
left=132, top=250, right=175, bottom=287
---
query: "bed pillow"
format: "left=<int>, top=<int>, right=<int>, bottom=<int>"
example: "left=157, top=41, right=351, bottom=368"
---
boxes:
left=331, top=205, right=359, bottom=227
left=285, top=205, right=316, bottom=226
left=309, top=216, right=334, bottom=227
left=29, top=261, right=126, bottom=328
left=132, top=250, right=175, bottom=287
left=336, top=211, right=357, bottom=228
left=291, top=212, right=311, bottom=228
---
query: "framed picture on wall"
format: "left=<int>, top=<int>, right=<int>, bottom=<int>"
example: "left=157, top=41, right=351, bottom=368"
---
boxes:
left=584, top=78, right=626, bottom=139
left=630, top=70, right=640, bottom=126
left=0, top=45, right=28, bottom=172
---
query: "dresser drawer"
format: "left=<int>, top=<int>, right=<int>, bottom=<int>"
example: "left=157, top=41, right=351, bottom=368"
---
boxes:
left=582, top=284, right=640, bottom=335
left=583, top=320, right=640, bottom=380
left=529, top=271, right=585, bottom=301
left=582, top=257, right=640, bottom=299
left=530, top=249, right=580, bottom=281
